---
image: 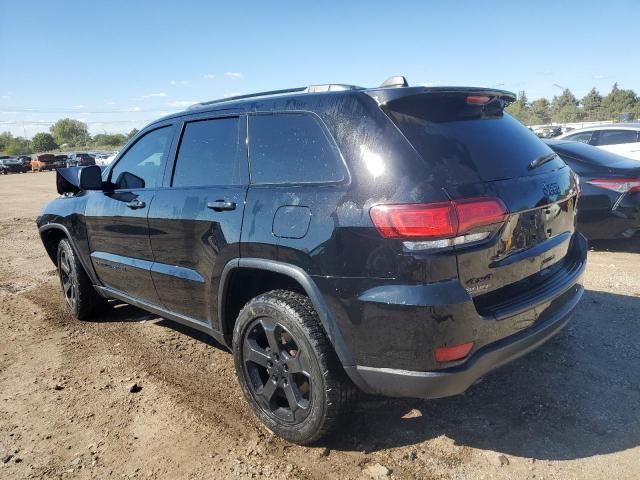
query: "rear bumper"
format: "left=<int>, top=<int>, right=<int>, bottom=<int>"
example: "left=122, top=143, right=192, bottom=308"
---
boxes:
left=336, top=232, right=587, bottom=399
left=346, top=281, right=583, bottom=399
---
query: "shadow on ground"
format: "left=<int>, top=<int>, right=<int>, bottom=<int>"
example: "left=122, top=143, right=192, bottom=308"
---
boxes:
left=93, top=301, right=228, bottom=350
left=589, top=238, right=640, bottom=253
left=92, top=289, right=640, bottom=461
left=326, top=289, right=640, bottom=460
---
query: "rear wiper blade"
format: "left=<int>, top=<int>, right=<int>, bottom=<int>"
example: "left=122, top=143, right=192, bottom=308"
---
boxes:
left=529, top=152, right=557, bottom=170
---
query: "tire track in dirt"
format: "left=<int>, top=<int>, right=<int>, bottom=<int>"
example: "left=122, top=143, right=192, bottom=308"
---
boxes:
left=4, top=174, right=640, bottom=479
left=16, top=280, right=369, bottom=479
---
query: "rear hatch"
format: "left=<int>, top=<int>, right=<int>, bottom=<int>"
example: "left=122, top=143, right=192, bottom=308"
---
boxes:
left=382, top=90, right=580, bottom=310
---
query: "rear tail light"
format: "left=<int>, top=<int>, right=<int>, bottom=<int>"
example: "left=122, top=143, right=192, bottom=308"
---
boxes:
left=434, top=341, right=474, bottom=363
left=369, top=202, right=457, bottom=239
left=586, top=178, right=640, bottom=193
left=370, top=197, right=507, bottom=250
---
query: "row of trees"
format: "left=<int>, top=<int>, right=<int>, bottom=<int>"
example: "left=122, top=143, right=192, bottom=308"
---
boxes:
left=506, top=83, right=639, bottom=125
left=0, top=119, right=139, bottom=155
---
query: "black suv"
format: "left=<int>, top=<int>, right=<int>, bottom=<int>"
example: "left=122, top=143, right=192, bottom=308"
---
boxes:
left=0, top=155, right=30, bottom=173
left=37, top=77, right=587, bottom=444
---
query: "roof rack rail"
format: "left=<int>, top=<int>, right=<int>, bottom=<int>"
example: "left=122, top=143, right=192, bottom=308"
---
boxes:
left=189, top=83, right=363, bottom=110
left=190, top=87, right=308, bottom=109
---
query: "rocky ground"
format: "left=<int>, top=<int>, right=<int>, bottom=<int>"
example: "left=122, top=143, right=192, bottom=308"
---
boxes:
left=1, top=171, right=639, bottom=479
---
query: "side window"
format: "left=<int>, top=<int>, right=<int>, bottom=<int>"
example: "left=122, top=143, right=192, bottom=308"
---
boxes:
left=565, top=132, right=593, bottom=144
left=249, top=113, right=346, bottom=184
left=172, top=117, right=246, bottom=187
left=596, top=129, right=639, bottom=146
left=109, top=126, right=172, bottom=189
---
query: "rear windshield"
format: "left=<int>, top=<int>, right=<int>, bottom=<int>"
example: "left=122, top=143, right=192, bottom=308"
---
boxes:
left=383, top=94, right=565, bottom=184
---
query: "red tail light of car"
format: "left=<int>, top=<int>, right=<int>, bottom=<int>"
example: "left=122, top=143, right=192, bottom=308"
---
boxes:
left=370, top=197, right=507, bottom=239
left=586, top=178, right=640, bottom=193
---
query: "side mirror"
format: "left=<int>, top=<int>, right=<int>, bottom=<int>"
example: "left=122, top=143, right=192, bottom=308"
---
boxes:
left=79, top=165, right=103, bottom=190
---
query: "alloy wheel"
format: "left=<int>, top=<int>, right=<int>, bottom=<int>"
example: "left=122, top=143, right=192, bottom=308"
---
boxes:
left=242, top=316, right=312, bottom=424
left=58, top=249, right=78, bottom=311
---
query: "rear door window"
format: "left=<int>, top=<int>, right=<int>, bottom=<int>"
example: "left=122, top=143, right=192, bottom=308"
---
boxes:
left=172, top=117, right=246, bottom=187
left=594, top=129, right=639, bottom=146
left=383, top=93, right=565, bottom=184
left=248, top=113, right=346, bottom=184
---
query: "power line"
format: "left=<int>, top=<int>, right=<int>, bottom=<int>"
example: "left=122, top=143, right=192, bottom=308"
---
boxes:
left=0, top=120, right=156, bottom=126
left=0, top=107, right=179, bottom=114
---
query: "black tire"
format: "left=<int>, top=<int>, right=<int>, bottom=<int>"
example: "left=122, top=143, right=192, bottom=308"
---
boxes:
left=57, top=239, right=108, bottom=320
left=233, top=290, right=357, bottom=444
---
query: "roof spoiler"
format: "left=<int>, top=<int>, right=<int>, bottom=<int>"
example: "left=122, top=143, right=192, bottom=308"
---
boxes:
left=368, top=86, right=517, bottom=106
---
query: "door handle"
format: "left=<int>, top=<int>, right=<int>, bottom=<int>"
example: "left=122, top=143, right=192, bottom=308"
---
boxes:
left=126, top=199, right=146, bottom=209
left=207, top=200, right=236, bottom=212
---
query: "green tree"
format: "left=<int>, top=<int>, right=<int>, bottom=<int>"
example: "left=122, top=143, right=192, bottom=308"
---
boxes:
left=601, top=83, right=637, bottom=120
left=551, top=88, right=581, bottom=123
left=31, top=132, right=58, bottom=152
left=0, top=132, right=32, bottom=155
left=126, top=128, right=139, bottom=141
left=581, top=88, right=603, bottom=121
left=50, top=118, right=90, bottom=147
left=530, top=98, right=551, bottom=124
left=505, top=90, right=532, bottom=125
left=92, top=133, right=127, bottom=147
left=0, top=132, right=13, bottom=153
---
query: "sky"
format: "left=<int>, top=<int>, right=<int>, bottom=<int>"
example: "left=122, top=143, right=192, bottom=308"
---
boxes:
left=2, top=0, right=639, bottom=138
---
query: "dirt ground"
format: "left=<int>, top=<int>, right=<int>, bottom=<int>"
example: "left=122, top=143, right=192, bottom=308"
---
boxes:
left=0, top=171, right=639, bottom=480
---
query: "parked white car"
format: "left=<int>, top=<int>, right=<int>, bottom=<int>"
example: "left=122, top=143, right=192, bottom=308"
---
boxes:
left=557, top=123, right=640, bottom=161
left=95, top=151, right=118, bottom=166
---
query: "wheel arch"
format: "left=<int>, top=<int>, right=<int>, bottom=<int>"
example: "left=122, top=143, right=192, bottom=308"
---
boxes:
left=38, top=223, right=101, bottom=287
left=218, top=258, right=355, bottom=369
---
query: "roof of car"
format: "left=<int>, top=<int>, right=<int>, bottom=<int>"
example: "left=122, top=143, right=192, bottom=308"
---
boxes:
left=561, top=123, right=640, bottom=135
left=146, top=77, right=517, bottom=127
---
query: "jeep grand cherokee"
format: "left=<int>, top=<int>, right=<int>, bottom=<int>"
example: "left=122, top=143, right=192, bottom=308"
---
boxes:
left=37, top=76, right=587, bottom=444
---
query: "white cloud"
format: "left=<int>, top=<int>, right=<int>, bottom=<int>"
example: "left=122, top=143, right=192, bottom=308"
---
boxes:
left=419, top=81, right=441, bottom=87
left=72, top=105, right=85, bottom=109
left=223, top=92, right=242, bottom=98
left=167, top=100, right=195, bottom=108
left=105, top=101, right=115, bottom=105
left=224, top=72, right=244, bottom=80
left=203, top=74, right=216, bottom=80
left=128, top=106, right=142, bottom=112
left=170, top=80, right=190, bottom=85
left=593, top=74, right=611, bottom=81
left=140, top=92, right=168, bottom=99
